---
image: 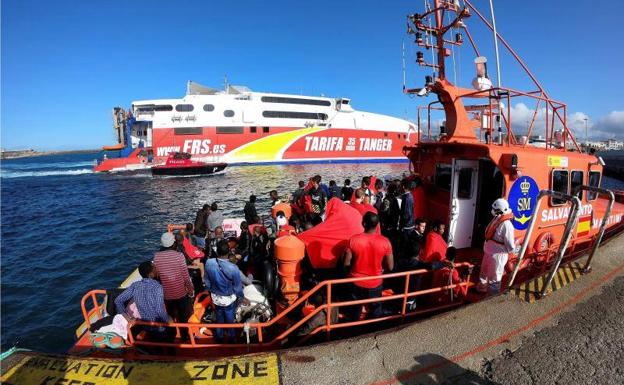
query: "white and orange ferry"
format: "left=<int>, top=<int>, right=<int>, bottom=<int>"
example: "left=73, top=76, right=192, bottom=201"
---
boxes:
left=95, top=83, right=416, bottom=172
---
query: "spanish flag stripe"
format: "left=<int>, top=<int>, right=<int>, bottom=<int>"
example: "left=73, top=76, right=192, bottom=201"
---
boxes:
left=577, top=215, right=591, bottom=236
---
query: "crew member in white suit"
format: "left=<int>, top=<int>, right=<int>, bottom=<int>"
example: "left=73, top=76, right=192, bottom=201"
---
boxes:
left=477, top=198, right=515, bottom=294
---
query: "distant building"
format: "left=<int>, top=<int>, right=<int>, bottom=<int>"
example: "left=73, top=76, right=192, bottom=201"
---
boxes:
left=605, top=139, right=624, bottom=150
left=583, top=139, right=623, bottom=151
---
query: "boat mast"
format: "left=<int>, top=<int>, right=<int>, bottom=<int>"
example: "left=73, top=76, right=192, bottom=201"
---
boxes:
left=434, top=0, right=446, bottom=81
left=488, top=0, right=503, bottom=144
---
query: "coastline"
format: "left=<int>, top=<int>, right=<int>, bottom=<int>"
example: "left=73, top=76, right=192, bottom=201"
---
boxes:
left=1, top=149, right=99, bottom=160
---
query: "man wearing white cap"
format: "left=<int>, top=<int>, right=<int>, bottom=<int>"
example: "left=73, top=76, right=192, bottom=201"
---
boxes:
left=154, top=232, right=194, bottom=328
left=477, top=198, right=516, bottom=294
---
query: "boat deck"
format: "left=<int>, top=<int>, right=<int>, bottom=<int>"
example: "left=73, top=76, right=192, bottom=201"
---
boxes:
left=3, top=233, right=623, bottom=385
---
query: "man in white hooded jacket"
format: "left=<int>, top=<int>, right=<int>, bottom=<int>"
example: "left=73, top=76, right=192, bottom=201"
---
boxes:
left=477, top=198, right=515, bottom=294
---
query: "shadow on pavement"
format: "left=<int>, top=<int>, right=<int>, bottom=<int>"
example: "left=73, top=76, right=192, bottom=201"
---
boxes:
left=394, top=353, right=499, bottom=385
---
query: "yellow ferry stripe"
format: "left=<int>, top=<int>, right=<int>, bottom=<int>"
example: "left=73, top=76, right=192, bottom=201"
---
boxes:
left=1, top=353, right=280, bottom=385
left=225, top=127, right=322, bottom=162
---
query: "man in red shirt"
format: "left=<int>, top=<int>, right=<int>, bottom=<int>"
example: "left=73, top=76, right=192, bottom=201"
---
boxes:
left=421, top=220, right=448, bottom=269
left=351, top=188, right=378, bottom=216
left=343, top=212, right=394, bottom=321
left=430, top=247, right=468, bottom=304
left=154, top=232, right=194, bottom=326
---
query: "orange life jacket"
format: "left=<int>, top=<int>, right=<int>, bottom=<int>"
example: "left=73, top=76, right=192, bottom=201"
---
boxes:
left=485, top=213, right=514, bottom=242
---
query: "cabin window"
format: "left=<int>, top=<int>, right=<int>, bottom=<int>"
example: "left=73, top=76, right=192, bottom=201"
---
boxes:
left=216, top=126, right=244, bottom=134
left=457, top=167, right=474, bottom=199
left=587, top=171, right=601, bottom=201
left=262, top=111, right=328, bottom=120
left=263, top=126, right=270, bottom=133
left=551, top=170, right=569, bottom=205
left=435, top=164, right=452, bottom=191
left=174, top=127, right=202, bottom=135
left=260, top=96, right=331, bottom=106
left=175, top=104, right=194, bottom=112
left=203, top=104, right=215, bottom=112
left=250, top=126, right=257, bottom=133
left=136, top=104, right=173, bottom=112
left=570, top=170, right=584, bottom=200
left=224, top=110, right=235, bottom=117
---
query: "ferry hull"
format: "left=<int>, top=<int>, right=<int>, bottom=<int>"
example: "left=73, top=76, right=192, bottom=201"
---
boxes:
left=95, top=126, right=415, bottom=172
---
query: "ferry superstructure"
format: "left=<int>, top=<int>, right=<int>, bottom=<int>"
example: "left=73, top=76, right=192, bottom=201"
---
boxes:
left=95, top=83, right=416, bottom=172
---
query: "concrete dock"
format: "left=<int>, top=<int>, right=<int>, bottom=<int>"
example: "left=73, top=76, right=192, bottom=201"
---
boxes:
left=279, top=234, right=624, bottom=385
left=2, top=234, right=623, bottom=385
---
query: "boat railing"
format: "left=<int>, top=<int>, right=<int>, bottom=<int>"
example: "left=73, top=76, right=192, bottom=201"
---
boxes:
left=80, top=262, right=473, bottom=351
left=571, top=186, right=615, bottom=273
left=508, top=190, right=582, bottom=296
left=417, top=86, right=581, bottom=152
left=80, top=289, right=108, bottom=329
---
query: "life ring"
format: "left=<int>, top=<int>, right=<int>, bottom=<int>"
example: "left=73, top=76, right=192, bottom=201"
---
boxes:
left=533, top=232, right=556, bottom=266
left=534, top=232, right=555, bottom=254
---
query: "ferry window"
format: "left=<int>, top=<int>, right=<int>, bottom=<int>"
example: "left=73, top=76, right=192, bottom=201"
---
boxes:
left=570, top=171, right=584, bottom=200
left=551, top=170, right=569, bottom=205
left=175, top=104, right=194, bottom=112
left=262, top=111, right=328, bottom=120
left=224, top=110, right=235, bottom=117
left=136, top=104, right=173, bottom=112
left=250, top=126, right=257, bottom=133
left=457, top=168, right=473, bottom=199
left=174, top=127, right=202, bottom=135
left=261, top=96, right=331, bottom=106
left=216, top=126, right=244, bottom=134
left=435, top=164, right=452, bottom=191
left=263, top=127, right=270, bottom=133
left=587, top=171, right=601, bottom=200
left=203, top=104, right=215, bottom=112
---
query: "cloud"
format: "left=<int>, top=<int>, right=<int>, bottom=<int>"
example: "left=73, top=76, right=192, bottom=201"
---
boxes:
left=506, top=103, right=623, bottom=140
left=591, top=111, right=624, bottom=139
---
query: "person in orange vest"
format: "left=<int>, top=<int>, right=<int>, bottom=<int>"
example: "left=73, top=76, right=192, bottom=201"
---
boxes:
left=477, top=198, right=515, bottom=294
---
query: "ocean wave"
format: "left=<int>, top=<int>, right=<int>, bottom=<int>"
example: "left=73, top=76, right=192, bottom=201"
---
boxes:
left=0, top=168, right=94, bottom=179
left=0, top=161, right=95, bottom=171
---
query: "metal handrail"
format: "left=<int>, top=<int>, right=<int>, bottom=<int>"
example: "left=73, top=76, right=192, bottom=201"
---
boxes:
left=508, top=190, right=582, bottom=289
left=571, top=186, right=615, bottom=273
left=80, top=264, right=473, bottom=350
left=538, top=192, right=582, bottom=297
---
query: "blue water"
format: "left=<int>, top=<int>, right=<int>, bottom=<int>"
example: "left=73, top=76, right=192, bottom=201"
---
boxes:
left=0, top=152, right=411, bottom=353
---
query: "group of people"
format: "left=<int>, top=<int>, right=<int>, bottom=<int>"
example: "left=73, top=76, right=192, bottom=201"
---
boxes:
left=110, top=173, right=516, bottom=345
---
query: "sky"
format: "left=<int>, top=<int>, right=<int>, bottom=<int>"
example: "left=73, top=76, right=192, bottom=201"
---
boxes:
left=2, top=0, right=623, bottom=150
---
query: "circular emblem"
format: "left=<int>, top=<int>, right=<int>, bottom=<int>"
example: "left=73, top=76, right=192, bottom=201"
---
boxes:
left=508, top=176, right=540, bottom=230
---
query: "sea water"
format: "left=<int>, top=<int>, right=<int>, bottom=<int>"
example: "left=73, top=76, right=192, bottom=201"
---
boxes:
left=0, top=152, right=411, bottom=352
